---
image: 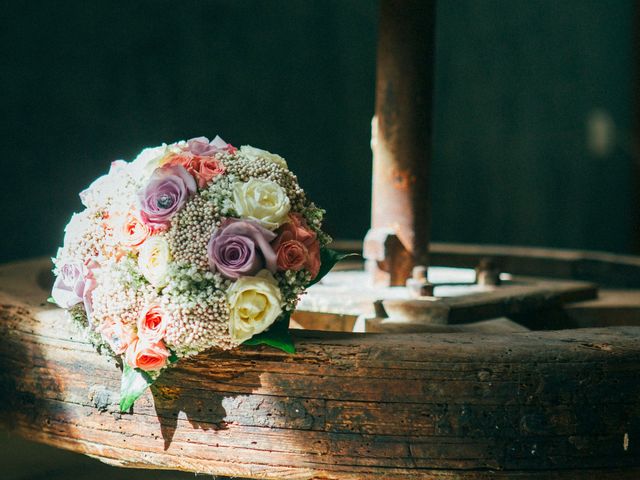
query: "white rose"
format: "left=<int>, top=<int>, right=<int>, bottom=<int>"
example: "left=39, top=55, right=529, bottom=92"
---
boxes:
left=79, top=160, right=133, bottom=209
left=232, top=178, right=291, bottom=230
left=240, top=145, right=288, bottom=169
left=63, top=211, right=92, bottom=247
left=227, top=270, right=283, bottom=343
left=129, top=144, right=169, bottom=180
left=138, top=236, right=171, bottom=288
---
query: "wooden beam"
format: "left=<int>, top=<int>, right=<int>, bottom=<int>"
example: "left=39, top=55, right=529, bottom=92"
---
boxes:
left=1, top=258, right=639, bottom=478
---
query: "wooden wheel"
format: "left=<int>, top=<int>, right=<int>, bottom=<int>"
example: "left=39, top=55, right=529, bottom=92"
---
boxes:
left=1, top=257, right=639, bottom=479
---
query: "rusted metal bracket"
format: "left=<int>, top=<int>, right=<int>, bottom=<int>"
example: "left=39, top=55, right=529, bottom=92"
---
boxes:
left=365, top=0, right=437, bottom=286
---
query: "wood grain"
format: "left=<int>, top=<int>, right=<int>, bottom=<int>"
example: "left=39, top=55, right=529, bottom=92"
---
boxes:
left=1, top=258, right=639, bottom=479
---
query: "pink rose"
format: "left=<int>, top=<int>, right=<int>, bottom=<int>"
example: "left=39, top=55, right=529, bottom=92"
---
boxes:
left=137, top=304, right=167, bottom=343
left=125, top=338, right=170, bottom=371
left=99, top=319, right=136, bottom=355
left=272, top=213, right=321, bottom=279
left=118, top=212, right=150, bottom=248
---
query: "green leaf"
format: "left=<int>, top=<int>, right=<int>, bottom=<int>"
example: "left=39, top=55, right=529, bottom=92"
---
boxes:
left=243, top=312, right=295, bottom=353
left=119, top=363, right=154, bottom=412
left=306, top=247, right=359, bottom=288
left=47, top=296, right=57, bottom=305
left=168, top=351, right=179, bottom=364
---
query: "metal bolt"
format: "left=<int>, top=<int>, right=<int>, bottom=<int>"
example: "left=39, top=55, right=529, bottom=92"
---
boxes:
left=475, top=258, right=501, bottom=286
left=406, top=265, right=435, bottom=297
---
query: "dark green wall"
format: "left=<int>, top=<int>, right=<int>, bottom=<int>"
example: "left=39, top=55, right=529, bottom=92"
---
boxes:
left=433, top=0, right=635, bottom=253
left=1, top=0, right=378, bottom=264
left=1, top=0, right=636, bottom=265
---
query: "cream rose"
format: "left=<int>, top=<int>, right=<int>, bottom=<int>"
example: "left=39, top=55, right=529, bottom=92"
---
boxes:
left=240, top=145, right=288, bottom=169
left=232, top=178, right=291, bottom=230
left=138, top=236, right=171, bottom=287
left=227, top=270, right=283, bottom=343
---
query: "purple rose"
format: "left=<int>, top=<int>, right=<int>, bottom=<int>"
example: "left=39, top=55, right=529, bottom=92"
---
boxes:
left=138, top=165, right=196, bottom=229
left=82, top=260, right=100, bottom=324
left=207, top=218, right=277, bottom=280
left=52, top=260, right=100, bottom=324
left=52, top=262, right=85, bottom=308
left=187, top=135, right=229, bottom=156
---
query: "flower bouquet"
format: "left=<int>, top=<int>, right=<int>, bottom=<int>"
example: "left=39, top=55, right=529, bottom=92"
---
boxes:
left=51, top=136, right=347, bottom=411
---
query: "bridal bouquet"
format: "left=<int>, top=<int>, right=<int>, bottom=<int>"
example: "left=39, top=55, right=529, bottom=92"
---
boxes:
left=51, top=136, right=345, bottom=411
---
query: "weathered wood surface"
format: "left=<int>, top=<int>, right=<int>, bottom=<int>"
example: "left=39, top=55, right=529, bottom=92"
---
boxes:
left=1, top=258, right=640, bottom=479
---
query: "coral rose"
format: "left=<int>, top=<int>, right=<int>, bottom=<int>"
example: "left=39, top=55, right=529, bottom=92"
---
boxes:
left=275, top=240, right=308, bottom=271
left=137, top=304, right=168, bottom=343
left=305, top=239, right=321, bottom=279
left=272, top=213, right=321, bottom=279
left=116, top=212, right=150, bottom=248
left=191, top=156, right=225, bottom=188
left=166, top=152, right=225, bottom=189
left=125, top=338, right=170, bottom=371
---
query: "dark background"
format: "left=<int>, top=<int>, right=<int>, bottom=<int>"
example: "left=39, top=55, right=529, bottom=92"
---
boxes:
left=2, top=0, right=638, bottom=265
left=1, top=1, right=639, bottom=477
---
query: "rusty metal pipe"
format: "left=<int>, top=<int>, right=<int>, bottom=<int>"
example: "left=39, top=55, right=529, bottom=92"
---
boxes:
left=365, top=0, right=436, bottom=286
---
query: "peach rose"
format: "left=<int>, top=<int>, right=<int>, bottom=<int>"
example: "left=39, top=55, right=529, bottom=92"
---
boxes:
left=118, top=212, right=150, bottom=248
left=137, top=304, right=167, bottom=343
left=165, top=152, right=225, bottom=189
left=272, top=213, right=321, bottom=279
left=99, top=319, right=136, bottom=355
left=125, top=338, right=170, bottom=371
